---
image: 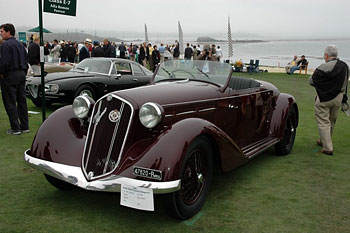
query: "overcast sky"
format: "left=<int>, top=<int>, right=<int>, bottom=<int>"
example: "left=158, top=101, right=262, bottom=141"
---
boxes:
left=2, top=0, right=350, bottom=39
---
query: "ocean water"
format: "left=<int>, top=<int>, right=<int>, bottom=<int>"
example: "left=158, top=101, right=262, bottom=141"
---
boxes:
left=142, top=38, right=350, bottom=69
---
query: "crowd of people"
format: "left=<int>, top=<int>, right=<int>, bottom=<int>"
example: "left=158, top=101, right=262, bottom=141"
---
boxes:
left=24, top=35, right=225, bottom=73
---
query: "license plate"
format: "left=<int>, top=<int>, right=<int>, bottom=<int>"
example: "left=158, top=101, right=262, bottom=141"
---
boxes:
left=133, top=166, right=162, bottom=181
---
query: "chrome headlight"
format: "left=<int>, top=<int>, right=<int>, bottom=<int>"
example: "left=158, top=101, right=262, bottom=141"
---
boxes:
left=139, top=102, right=163, bottom=128
left=44, top=84, right=59, bottom=93
left=72, top=95, right=95, bottom=119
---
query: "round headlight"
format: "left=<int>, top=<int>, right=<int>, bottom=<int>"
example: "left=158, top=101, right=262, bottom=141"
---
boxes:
left=72, top=95, right=95, bottom=119
left=139, top=102, right=163, bottom=128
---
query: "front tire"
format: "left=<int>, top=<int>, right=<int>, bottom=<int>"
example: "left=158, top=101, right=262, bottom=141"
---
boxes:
left=44, top=174, right=76, bottom=191
left=163, top=136, right=213, bottom=220
left=275, top=107, right=297, bottom=155
left=74, top=84, right=96, bottom=100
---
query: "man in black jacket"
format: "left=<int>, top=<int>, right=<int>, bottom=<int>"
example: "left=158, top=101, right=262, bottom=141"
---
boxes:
left=0, top=23, right=29, bottom=135
left=28, top=35, right=40, bottom=75
left=91, top=41, right=104, bottom=57
left=184, top=43, right=193, bottom=60
left=103, top=39, right=116, bottom=58
left=79, top=39, right=92, bottom=62
left=309, top=45, right=349, bottom=155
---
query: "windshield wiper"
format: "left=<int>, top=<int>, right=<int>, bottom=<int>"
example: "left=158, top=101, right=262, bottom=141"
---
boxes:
left=154, top=78, right=187, bottom=83
left=161, top=67, right=172, bottom=78
left=195, top=67, right=210, bottom=78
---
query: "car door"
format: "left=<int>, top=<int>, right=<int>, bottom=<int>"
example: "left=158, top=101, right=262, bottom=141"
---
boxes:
left=108, top=61, right=140, bottom=92
left=130, top=62, right=152, bottom=85
left=224, top=89, right=273, bottom=149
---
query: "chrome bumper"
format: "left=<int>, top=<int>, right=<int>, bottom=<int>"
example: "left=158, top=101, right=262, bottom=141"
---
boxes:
left=24, top=150, right=181, bottom=194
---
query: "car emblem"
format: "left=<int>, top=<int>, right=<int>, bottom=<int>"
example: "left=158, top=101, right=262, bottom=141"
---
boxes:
left=109, top=109, right=121, bottom=122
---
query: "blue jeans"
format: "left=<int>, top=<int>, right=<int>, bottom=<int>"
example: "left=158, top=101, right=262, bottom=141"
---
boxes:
left=290, top=66, right=299, bottom=74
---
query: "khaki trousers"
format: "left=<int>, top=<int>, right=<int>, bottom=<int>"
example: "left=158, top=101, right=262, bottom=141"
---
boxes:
left=314, top=92, right=343, bottom=151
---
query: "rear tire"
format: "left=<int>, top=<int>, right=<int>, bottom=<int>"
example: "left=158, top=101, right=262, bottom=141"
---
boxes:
left=44, top=174, right=76, bottom=191
left=275, top=107, right=297, bottom=155
left=163, top=136, right=213, bottom=220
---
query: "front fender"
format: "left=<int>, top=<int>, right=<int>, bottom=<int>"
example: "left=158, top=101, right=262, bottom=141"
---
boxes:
left=29, top=106, right=86, bottom=167
left=116, top=118, right=246, bottom=181
left=270, top=93, right=299, bottom=139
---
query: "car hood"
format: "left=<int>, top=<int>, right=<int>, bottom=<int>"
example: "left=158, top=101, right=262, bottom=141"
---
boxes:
left=27, top=71, right=95, bottom=84
left=115, top=80, right=220, bottom=107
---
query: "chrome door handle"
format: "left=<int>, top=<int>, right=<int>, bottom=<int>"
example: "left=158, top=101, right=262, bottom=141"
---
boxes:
left=132, top=79, right=138, bottom=82
left=228, top=104, right=239, bottom=109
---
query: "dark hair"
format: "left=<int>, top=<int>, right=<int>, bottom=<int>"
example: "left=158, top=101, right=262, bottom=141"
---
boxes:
left=0, top=23, right=15, bottom=36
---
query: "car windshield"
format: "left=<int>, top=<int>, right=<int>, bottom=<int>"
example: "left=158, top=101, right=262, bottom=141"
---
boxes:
left=154, top=60, right=232, bottom=87
left=73, top=59, right=112, bottom=75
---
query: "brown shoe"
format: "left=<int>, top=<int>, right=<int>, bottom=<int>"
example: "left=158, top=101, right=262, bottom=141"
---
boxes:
left=316, top=139, right=322, bottom=147
left=320, top=149, right=333, bottom=156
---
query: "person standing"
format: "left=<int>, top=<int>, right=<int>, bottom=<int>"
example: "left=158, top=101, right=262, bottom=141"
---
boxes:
left=91, top=40, right=104, bottom=57
left=138, top=43, right=146, bottom=66
left=103, top=39, right=116, bottom=58
left=79, top=39, right=92, bottom=62
left=118, top=42, right=126, bottom=59
left=173, top=43, right=180, bottom=59
left=50, top=39, right=61, bottom=63
left=59, top=41, right=68, bottom=62
left=151, top=45, right=160, bottom=72
left=184, top=43, right=193, bottom=60
left=216, top=46, right=223, bottom=62
left=309, top=45, right=349, bottom=155
left=158, top=43, right=165, bottom=63
left=193, top=45, right=198, bottom=60
left=67, top=41, right=77, bottom=63
left=28, top=35, right=41, bottom=75
left=0, top=23, right=29, bottom=135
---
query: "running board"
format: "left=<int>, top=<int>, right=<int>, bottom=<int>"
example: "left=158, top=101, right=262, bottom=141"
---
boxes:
left=241, top=137, right=280, bottom=159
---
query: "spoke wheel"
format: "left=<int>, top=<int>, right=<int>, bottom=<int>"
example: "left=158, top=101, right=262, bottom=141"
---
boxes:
left=275, top=107, right=297, bottom=155
left=74, top=85, right=96, bottom=101
left=181, top=150, right=208, bottom=205
left=163, top=136, right=213, bottom=220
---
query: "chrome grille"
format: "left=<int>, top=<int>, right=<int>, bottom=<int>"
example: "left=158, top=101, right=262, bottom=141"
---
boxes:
left=82, top=94, right=133, bottom=180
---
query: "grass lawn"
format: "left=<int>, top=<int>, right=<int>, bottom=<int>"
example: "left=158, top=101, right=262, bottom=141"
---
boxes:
left=0, top=72, right=349, bottom=233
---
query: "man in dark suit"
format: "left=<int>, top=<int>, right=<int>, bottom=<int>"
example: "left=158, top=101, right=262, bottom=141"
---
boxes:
left=0, top=23, right=29, bottom=135
left=79, top=38, right=92, bottom=62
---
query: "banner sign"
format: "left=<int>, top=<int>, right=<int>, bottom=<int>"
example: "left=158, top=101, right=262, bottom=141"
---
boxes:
left=18, top=32, right=27, bottom=43
left=44, top=0, right=77, bottom=17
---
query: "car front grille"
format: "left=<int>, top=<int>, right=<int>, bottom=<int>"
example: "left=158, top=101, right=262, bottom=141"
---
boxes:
left=82, top=94, right=133, bottom=180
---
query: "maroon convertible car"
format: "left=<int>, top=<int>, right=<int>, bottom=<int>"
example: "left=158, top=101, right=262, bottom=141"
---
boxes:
left=24, top=60, right=298, bottom=219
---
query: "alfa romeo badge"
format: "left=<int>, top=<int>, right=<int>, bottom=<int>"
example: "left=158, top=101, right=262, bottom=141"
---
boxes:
left=109, top=109, right=121, bottom=122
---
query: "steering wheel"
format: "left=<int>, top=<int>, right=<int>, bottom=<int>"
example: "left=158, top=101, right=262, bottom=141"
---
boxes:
left=170, top=69, right=196, bottom=79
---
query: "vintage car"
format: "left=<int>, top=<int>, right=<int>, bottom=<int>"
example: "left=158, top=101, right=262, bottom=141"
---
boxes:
left=24, top=60, right=298, bottom=220
left=25, top=57, right=153, bottom=106
left=27, top=62, right=75, bottom=77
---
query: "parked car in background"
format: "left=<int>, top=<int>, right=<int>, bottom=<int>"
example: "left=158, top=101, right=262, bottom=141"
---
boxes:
left=27, top=62, right=75, bottom=77
left=24, top=60, right=298, bottom=219
left=25, top=57, right=153, bottom=106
